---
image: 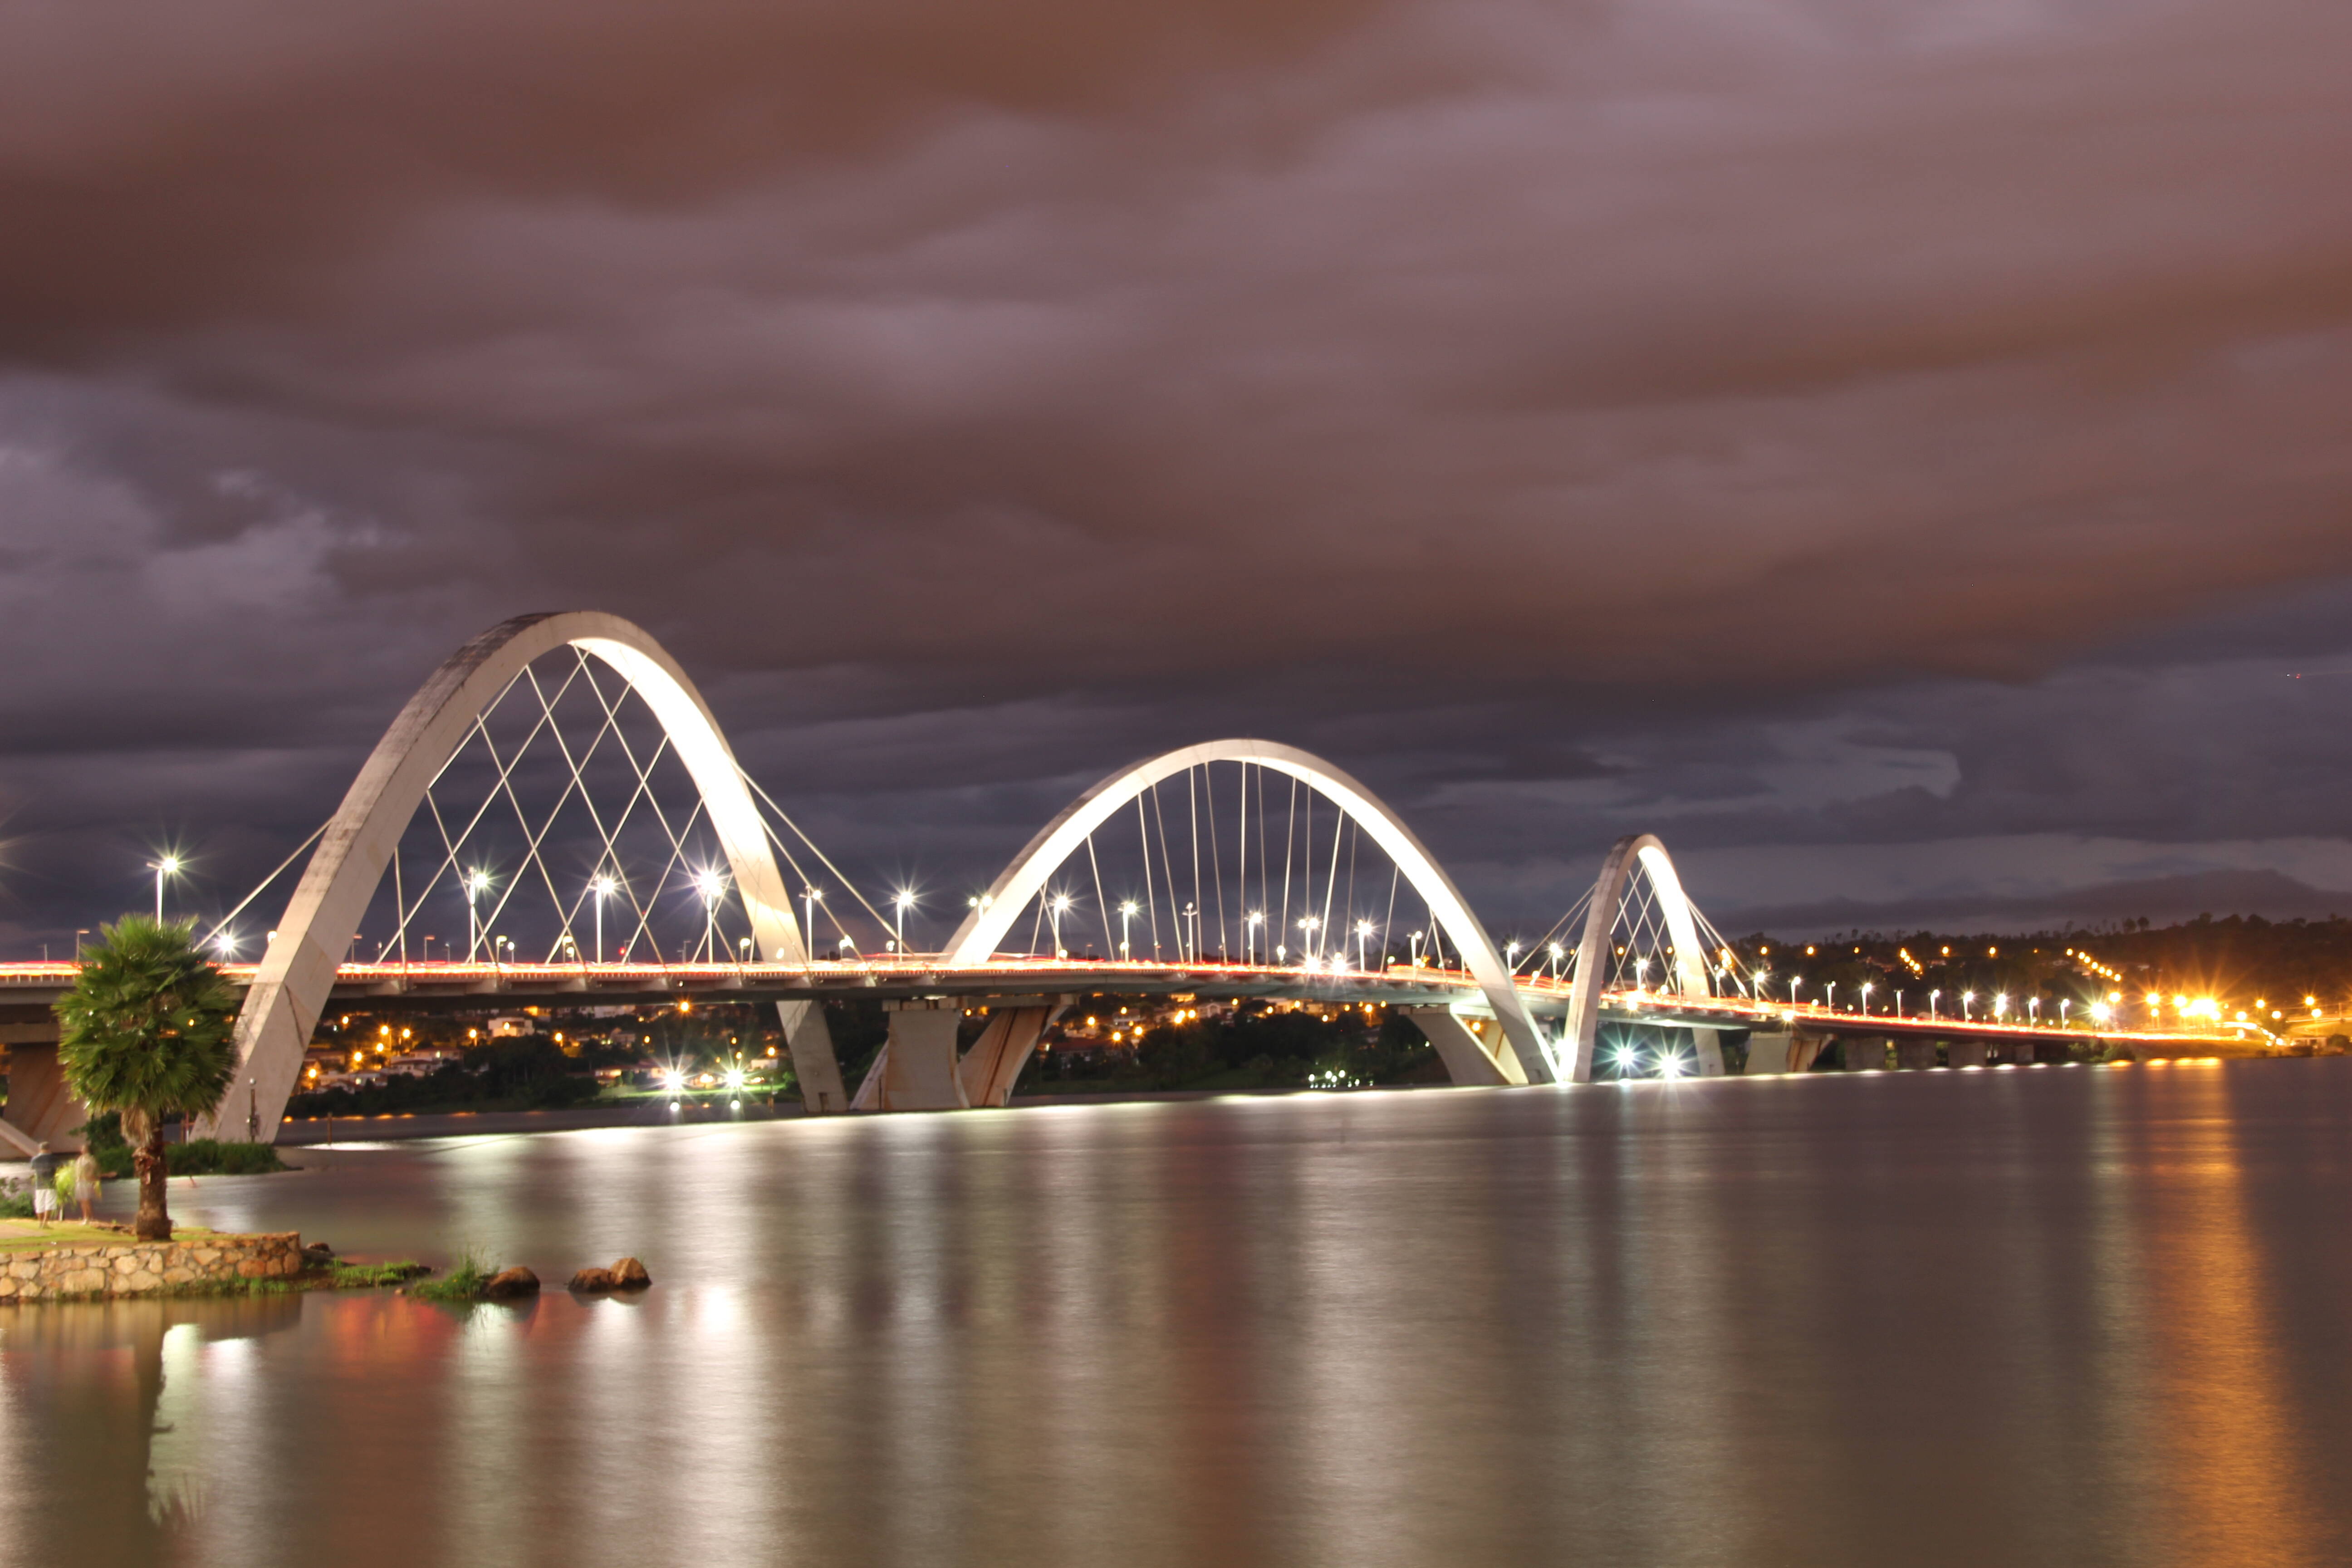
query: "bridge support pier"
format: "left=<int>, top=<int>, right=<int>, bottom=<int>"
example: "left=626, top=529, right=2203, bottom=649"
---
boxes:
left=958, top=1003, right=1067, bottom=1107
left=1896, top=1038, right=1937, bottom=1071
left=1947, top=1039, right=1987, bottom=1069
left=1844, top=1036, right=1888, bottom=1071
left=1400, top=1008, right=1524, bottom=1086
left=2008, top=1038, right=2041, bottom=1066
left=1742, top=1031, right=1793, bottom=1073
left=853, top=1002, right=968, bottom=1112
left=1690, top=1028, right=1726, bottom=1077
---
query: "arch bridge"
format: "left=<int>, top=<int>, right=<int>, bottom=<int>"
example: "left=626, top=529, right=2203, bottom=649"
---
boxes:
left=0, top=613, right=2221, bottom=1149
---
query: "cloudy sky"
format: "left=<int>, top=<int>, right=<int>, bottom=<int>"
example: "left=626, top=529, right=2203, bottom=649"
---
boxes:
left=3, top=0, right=2350, bottom=951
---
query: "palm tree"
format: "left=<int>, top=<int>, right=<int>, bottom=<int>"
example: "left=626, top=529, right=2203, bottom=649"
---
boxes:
left=54, top=916, right=239, bottom=1240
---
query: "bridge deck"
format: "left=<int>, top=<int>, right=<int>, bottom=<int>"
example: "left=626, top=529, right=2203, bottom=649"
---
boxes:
left=0, top=958, right=2242, bottom=1051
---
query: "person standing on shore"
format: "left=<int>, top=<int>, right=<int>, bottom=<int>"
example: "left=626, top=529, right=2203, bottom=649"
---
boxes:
left=27, top=1143, right=59, bottom=1226
left=71, top=1147, right=100, bottom=1224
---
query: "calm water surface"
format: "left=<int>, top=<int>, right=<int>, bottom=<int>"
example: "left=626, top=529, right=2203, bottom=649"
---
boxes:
left=6, top=1061, right=2352, bottom=1566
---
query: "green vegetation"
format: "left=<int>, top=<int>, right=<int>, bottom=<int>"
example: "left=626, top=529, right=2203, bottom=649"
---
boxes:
left=73, top=1119, right=289, bottom=1178
left=328, top=1258, right=431, bottom=1289
left=1026, top=1000, right=1440, bottom=1093
left=410, top=1251, right=494, bottom=1303
left=54, top=916, right=240, bottom=1241
left=0, top=1190, right=34, bottom=1220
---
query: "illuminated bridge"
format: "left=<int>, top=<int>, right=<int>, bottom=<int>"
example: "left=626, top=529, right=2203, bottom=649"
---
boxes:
left=0, top=613, right=2236, bottom=1150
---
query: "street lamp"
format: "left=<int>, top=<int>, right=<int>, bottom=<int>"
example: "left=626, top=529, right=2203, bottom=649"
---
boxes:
left=1549, top=942, right=1565, bottom=982
left=1409, top=930, right=1424, bottom=967
left=1859, top=982, right=1874, bottom=1015
left=1241, top=909, right=1260, bottom=965
left=893, top=890, right=916, bottom=956
left=1122, top=902, right=1141, bottom=960
left=695, top=868, right=724, bottom=962
left=1050, top=892, right=1073, bottom=959
left=1961, top=991, right=1976, bottom=1020
left=1181, top=902, right=1197, bottom=962
left=147, top=856, right=181, bottom=921
left=1299, top=915, right=1320, bottom=962
left=1825, top=981, right=1837, bottom=1013
left=1357, top=920, right=1375, bottom=974
left=465, top=869, right=491, bottom=962
left=1993, top=993, right=2009, bottom=1020
left=2028, top=997, right=2041, bottom=1025
left=1929, top=989, right=1940, bottom=1020
left=1504, top=938, right=1521, bottom=974
left=590, top=873, right=617, bottom=964
left=1789, top=976, right=1803, bottom=1006
left=804, top=886, right=824, bottom=962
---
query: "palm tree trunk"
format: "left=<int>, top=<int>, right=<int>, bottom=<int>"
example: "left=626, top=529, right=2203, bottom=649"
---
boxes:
left=124, top=1108, right=170, bottom=1241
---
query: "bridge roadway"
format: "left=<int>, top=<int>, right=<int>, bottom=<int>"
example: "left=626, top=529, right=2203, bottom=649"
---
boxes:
left=0, top=954, right=2232, bottom=1052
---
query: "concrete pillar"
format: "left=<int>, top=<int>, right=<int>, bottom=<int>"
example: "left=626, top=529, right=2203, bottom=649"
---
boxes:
left=956, top=1004, right=1064, bottom=1107
left=1691, top=1028, right=1726, bottom=1078
left=1844, top=1036, right=1888, bottom=1071
left=1743, top=1031, right=1794, bottom=1074
left=857, top=1003, right=969, bottom=1112
left=1946, top=1039, right=1987, bottom=1069
left=1895, top=1038, right=1936, bottom=1071
left=779, top=1000, right=847, bottom=1115
left=1401, top=1008, right=1519, bottom=1086
left=0, top=1041, right=89, bottom=1150
left=2008, top=1038, right=2040, bottom=1066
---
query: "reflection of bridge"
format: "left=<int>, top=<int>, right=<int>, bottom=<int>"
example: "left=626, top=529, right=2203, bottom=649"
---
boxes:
left=0, top=612, right=2238, bottom=1150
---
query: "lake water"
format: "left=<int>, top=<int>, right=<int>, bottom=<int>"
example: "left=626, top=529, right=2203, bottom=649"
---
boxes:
left=6, top=1060, right=2352, bottom=1567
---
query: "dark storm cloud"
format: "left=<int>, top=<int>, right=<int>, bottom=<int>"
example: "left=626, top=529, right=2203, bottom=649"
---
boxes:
left=2, top=0, right=2351, bottom=944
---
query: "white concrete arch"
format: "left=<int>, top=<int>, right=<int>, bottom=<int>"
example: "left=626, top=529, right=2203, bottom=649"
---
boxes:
left=945, top=739, right=1552, bottom=1084
left=1560, top=833, right=1713, bottom=1083
left=203, top=612, right=847, bottom=1142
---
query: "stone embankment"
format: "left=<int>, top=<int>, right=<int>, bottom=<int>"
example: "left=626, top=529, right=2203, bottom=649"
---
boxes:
left=0, top=1232, right=304, bottom=1302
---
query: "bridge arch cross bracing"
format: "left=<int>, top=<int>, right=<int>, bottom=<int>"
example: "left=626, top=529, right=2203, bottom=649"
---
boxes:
left=202, top=611, right=845, bottom=1142
left=943, top=739, right=1554, bottom=1084
left=1561, top=833, right=1710, bottom=1084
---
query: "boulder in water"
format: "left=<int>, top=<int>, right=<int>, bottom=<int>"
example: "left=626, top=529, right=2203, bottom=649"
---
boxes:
left=484, top=1266, right=539, bottom=1299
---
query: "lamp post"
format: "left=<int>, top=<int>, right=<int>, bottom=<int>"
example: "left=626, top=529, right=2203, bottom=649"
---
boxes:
left=1050, top=893, right=1072, bottom=959
left=466, top=869, right=490, bottom=962
left=1299, top=916, right=1320, bottom=963
left=1929, top=989, right=1940, bottom=1020
left=1961, top=991, right=1975, bottom=1020
left=1825, top=981, right=1837, bottom=1013
left=1789, top=976, right=1803, bottom=1006
left=893, top=891, right=915, bottom=956
left=1549, top=942, right=1565, bottom=983
left=693, top=869, right=725, bottom=962
left=590, top=873, right=616, bottom=964
left=1122, top=902, right=1141, bottom=960
left=1241, top=909, right=1260, bottom=965
left=1181, top=902, right=1197, bottom=962
left=1859, top=982, right=1874, bottom=1016
left=1357, top=920, right=1375, bottom=974
left=147, top=856, right=181, bottom=921
left=1409, top=930, right=1424, bottom=967
left=804, top=886, right=824, bottom=963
